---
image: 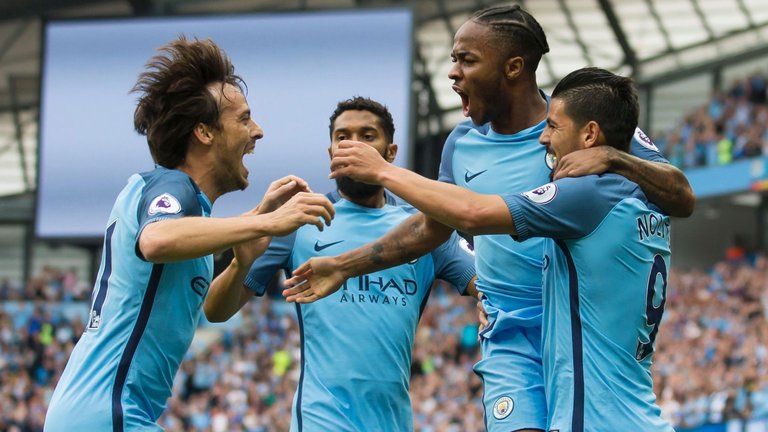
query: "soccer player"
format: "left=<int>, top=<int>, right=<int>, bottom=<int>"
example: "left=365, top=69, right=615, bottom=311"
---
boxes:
left=283, top=5, right=693, bottom=432
left=203, top=96, right=477, bottom=432
left=318, top=67, right=674, bottom=431
left=44, top=37, right=334, bottom=431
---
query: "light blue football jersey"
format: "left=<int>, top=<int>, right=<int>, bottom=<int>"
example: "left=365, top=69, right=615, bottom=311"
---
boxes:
left=45, top=167, right=213, bottom=432
left=504, top=173, right=673, bottom=432
left=244, top=191, right=475, bottom=432
left=438, top=93, right=668, bottom=335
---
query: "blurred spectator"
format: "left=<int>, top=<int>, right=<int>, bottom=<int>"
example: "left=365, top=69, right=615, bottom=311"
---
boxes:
left=2, top=265, right=90, bottom=302
left=658, top=69, right=768, bottom=169
left=5, top=252, right=768, bottom=430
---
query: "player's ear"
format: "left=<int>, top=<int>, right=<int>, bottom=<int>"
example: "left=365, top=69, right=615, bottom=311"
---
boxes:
left=385, top=143, right=398, bottom=162
left=583, top=121, right=601, bottom=149
left=505, top=56, right=524, bottom=81
left=193, top=123, right=214, bottom=145
left=327, top=146, right=333, bottom=159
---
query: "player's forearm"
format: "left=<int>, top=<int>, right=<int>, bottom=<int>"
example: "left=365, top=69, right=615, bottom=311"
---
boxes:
left=609, top=152, right=695, bottom=217
left=377, top=165, right=516, bottom=235
left=335, top=212, right=453, bottom=278
left=204, top=259, right=251, bottom=322
left=464, top=276, right=479, bottom=298
left=139, top=216, right=275, bottom=262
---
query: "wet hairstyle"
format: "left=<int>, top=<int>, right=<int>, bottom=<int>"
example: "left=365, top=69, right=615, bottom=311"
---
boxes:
left=552, top=67, right=639, bottom=152
left=329, top=96, right=395, bottom=143
left=132, top=36, right=244, bottom=168
left=472, top=4, right=550, bottom=73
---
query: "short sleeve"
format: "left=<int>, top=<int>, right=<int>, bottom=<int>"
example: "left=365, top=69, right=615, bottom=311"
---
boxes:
left=502, top=176, right=628, bottom=242
left=430, top=231, right=476, bottom=295
left=135, top=171, right=202, bottom=260
left=243, top=233, right=296, bottom=296
left=630, top=127, right=668, bottom=163
left=137, top=173, right=202, bottom=230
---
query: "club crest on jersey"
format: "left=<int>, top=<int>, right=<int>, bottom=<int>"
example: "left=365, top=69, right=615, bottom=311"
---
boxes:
left=522, top=183, right=557, bottom=205
left=493, top=396, right=514, bottom=419
left=634, top=128, right=659, bottom=152
left=148, top=193, right=181, bottom=215
left=545, top=152, right=557, bottom=170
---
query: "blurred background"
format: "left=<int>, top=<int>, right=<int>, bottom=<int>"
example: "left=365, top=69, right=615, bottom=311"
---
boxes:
left=2, top=0, right=768, bottom=431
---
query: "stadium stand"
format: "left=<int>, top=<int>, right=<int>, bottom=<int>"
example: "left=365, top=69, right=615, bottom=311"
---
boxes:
left=2, top=253, right=768, bottom=431
left=658, top=71, right=768, bottom=169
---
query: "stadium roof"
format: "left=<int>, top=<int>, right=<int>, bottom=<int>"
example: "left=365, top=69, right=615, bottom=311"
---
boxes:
left=0, top=0, right=767, bottom=198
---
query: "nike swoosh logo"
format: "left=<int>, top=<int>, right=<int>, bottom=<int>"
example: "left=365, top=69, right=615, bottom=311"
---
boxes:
left=314, top=240, right=344, bottom=252
left=464, top=169, right=487, bottom=183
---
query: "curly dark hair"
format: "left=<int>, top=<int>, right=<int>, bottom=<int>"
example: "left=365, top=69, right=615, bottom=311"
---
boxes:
left=329, top=96, right=395, bottom=143
left=132, top=36, right=244, bottom=168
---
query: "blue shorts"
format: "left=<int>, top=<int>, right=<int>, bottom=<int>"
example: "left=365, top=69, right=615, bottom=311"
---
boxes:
left=474, top=323, right=546, bottom=431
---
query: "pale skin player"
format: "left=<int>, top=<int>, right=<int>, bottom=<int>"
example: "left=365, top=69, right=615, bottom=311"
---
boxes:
left=43, top=37, right=335, bottom=431
left=138, top=82, right=335, bottom=262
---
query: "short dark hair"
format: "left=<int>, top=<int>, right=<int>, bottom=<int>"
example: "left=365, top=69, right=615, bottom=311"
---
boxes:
left=329, top=96, right=395, bottom=143
left=552, top=67, right=638, bottom=152
left=132, top=36, right=244, bottom=168
left=472, top=4, right=550, bottom=73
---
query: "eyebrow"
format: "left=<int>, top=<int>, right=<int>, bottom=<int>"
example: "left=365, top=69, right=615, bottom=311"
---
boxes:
left=333, top=126, right=379, bottom=134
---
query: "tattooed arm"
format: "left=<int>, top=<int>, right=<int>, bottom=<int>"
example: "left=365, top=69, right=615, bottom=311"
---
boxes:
left=282, top=212, right=454, bottom=303
left=553, top=146, right=695, bottom=217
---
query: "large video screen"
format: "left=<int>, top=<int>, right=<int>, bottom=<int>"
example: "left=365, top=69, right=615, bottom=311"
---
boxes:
left=37, top=9, right=413, bottom=239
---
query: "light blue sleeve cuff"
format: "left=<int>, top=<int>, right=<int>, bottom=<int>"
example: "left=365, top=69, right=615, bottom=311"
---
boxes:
left=501, top=194, right=531, bottom=242
left=455, top=265, right=476, bottom=296
left=243, top=274, right=269, bottom=297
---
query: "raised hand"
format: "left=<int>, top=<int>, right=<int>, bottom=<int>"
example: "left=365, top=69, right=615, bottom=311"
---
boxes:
left=329, top=140, right=391, bottom=185
left=552, top=146, right=614, bottom=180
left=282, top=256, right=346, bottom=303
left=258, top=175, right=312, bottom=214
left=263, top=192, right=335, bottom=237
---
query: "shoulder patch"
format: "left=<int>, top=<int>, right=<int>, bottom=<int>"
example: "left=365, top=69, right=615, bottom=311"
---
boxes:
left=522, top=183, right=557, bottom=204
left=148, top=193, right=182, bottom=216
left=634, top=128, right=658, bottom=152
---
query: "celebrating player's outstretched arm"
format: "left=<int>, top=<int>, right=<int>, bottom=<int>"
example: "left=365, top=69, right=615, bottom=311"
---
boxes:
left=205, top=175, right=333, bottom=322
left=282, top=211, right=455, bottom=303
left=139, top=185, right=334, bottom=263
left=330, top=140, right=516, bottom=236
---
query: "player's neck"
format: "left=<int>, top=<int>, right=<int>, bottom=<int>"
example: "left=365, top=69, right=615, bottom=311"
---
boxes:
left=176, top=163, right=222, bottom=204
left=490, top=85, right=548, bottom=135
left=339, top=189, right=386, bottom=208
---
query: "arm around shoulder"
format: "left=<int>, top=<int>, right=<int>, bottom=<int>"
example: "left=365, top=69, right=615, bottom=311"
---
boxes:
left=609, top=150, right=695, bottom=218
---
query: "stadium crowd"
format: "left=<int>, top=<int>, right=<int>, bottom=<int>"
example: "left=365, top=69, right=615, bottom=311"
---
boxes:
left=658, top=70, right=768, bottom=169
left=2, top=253, right=768, bottom=431
left=0, top=266, right=89, bottom=302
